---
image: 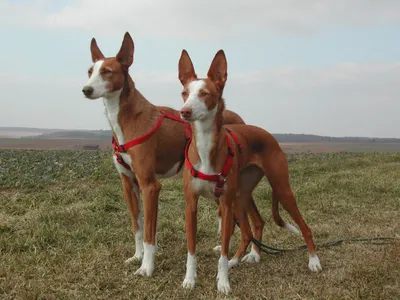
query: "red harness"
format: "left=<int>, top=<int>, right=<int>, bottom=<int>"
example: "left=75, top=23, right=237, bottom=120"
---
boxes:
left=112, top=111, right=191, bottom=173
left=184, top=128, right=242, bottom=197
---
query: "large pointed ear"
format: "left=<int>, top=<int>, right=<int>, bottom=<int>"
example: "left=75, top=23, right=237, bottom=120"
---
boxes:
left=207, top=50, right=227, bottom=89
left=90, top=38, right=105, bottom=63
left=116, top=32, right=134, bottom=69
left=178, top=50, right=197, bottom=85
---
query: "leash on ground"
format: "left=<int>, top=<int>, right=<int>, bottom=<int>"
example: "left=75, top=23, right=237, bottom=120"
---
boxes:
left=232, top=217, right=400, bottom=255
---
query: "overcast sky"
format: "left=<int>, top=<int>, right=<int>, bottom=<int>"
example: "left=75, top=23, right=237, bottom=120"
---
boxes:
left=1, top=0, right=400, bottom=137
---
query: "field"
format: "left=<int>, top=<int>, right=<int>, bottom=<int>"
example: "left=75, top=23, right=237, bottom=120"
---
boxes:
left=1, top=149, right=400, bottom=299
left=2, top=134, right=400, bottom=154
left=0, top=138, right=111, bottom=151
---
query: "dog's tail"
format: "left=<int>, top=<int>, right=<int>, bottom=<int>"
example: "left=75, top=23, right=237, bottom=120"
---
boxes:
left=272, top=193, right=300, bottom=235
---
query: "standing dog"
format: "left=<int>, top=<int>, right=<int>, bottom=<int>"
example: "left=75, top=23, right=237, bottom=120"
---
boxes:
left=81, top=32, right=245, bottom=276
left=178, top=49, right=322, bottom=293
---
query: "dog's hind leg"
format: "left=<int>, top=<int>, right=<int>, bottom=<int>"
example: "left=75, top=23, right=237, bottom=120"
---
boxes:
left=238, top=165, right=265, bottom=263
left=263, top=152, right=322, bottom=272
left=272, top=189, right=321, bottom=271
left=213, top=203, right=235, bottom=252
left=228, top=199, right=253, bottom=268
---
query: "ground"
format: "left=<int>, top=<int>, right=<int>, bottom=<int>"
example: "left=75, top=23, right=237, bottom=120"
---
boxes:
left=1, top=149, right=399, bottom=299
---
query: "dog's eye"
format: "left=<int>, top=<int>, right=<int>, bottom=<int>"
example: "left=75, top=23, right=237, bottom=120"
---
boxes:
left=102, top=68, right=112, bottom=74
left=88, top=69, right=93, bottom=77
left=181, top=91, right=187, bottom=97
left=200, top=91, right=208, bottom=97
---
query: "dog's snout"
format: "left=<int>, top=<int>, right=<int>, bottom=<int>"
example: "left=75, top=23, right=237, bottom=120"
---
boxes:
left=180, top=107, right=192, bottom=119
left=82, top=86, right=94, bottom=97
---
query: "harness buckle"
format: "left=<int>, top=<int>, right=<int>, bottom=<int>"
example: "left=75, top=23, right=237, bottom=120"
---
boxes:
left=191, top=168, right=198, bottom=178
left=218, top=173, right=227, bottom=183
left=119, top=144, right=127, bottom=153
left=214, top=173, right=226, bottom=197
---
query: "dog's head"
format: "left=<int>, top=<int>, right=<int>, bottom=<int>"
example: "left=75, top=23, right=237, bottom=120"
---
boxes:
left=82, top=32, right=134, bottom=99
left=178, top=50, right=227, bottom=122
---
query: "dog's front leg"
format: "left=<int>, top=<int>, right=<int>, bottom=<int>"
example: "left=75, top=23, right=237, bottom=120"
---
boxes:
left=182, top=189, right=199, bottom=289
left=217, top=194, right=234, bottom=294
left=120, top=175, right=144, bottom=264
left=134, top=178, right=161, bottom=277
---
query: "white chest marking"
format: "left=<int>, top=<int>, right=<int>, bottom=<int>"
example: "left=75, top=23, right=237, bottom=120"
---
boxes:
left=103, top=89, right=124, bottom=145
left=102, top=87, right=134, bottom=176
left=191, top=105, right=222, bottom=198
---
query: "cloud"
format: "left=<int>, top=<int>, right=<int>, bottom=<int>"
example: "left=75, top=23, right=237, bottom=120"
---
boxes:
left=2, top=61, right=399, bottom=137
left=2, top=0, right=400, bottom=40
left=224, top=62, right=400, bottom=138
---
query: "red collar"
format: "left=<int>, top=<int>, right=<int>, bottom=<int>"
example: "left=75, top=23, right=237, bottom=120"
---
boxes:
left=113, top=111, right=191, bottom=171
left=184, top=128, right=241, bottom=197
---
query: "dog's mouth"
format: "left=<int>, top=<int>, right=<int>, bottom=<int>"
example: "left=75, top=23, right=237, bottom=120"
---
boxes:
left=180, top=115, right=192, bottom=123
left=181, top=114, right=205, bottom=123
left=84, top=94, right=101, bottom=100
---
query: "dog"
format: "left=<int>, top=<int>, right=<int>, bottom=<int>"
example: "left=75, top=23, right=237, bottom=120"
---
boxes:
left=178, top=49, right=322, bottom=293
left=81, top=32, right=246, bottom=277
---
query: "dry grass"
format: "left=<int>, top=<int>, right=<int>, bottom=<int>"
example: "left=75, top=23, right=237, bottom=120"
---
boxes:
left=1, top=150, right=400, bottom=299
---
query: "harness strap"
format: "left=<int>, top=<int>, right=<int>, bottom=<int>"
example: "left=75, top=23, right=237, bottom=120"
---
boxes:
left=115, top=112, right=166, bottom=153
left=225, top=128, right=243, bottom=153
left=164, top=112, right=192, bottom=139
left=185, top=128, right=242, bottom=197
left=112, top=111, right=192, bottom=172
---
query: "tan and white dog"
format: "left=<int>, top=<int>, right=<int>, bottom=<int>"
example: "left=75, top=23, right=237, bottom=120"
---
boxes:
left=178, top=49, right=322, bottom=293
left=81, top=32, right=246, bottom=277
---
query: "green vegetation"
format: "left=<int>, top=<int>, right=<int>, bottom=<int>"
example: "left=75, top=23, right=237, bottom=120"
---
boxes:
left=1, top=149, right=399, bottom=299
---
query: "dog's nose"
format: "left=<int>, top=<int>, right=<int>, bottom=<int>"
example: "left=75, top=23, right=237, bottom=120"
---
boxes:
left=180, top=107, right=192, bottom=119
left=82, top=86, right=94, bottom=96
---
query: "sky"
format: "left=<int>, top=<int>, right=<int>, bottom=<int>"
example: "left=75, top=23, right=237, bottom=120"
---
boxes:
left=1, top=0, right=400, bottom=138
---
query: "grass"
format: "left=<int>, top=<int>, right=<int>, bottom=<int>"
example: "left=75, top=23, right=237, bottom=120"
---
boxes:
left=1, top=149, right=400, bottom=299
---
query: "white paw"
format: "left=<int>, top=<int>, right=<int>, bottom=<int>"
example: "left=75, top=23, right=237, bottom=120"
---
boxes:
left=213, top=245, right=222, bottom=252
left=308, top=255, right=322, bottom=272
left=241, top=248, right=260, bottom=264
left=217, top=277, right=231, bottom=294
left=182, top=277, right=196, bottom=289
left=134, top=243, right=156, bottom=276
left=217, top=255, right=231, bottom=293
left=134, top=263, right=154, bottom=277
left=124, top=252, right=143, bottom=264
left=129, top=231, right=144, bottom=264
left=228, top=257, right=239, bottom=269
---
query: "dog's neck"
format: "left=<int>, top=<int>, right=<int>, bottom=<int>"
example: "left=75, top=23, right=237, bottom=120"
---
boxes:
left=191, top=99, right=226, bottom=172
left=103, top=72, right=156, bottom=145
